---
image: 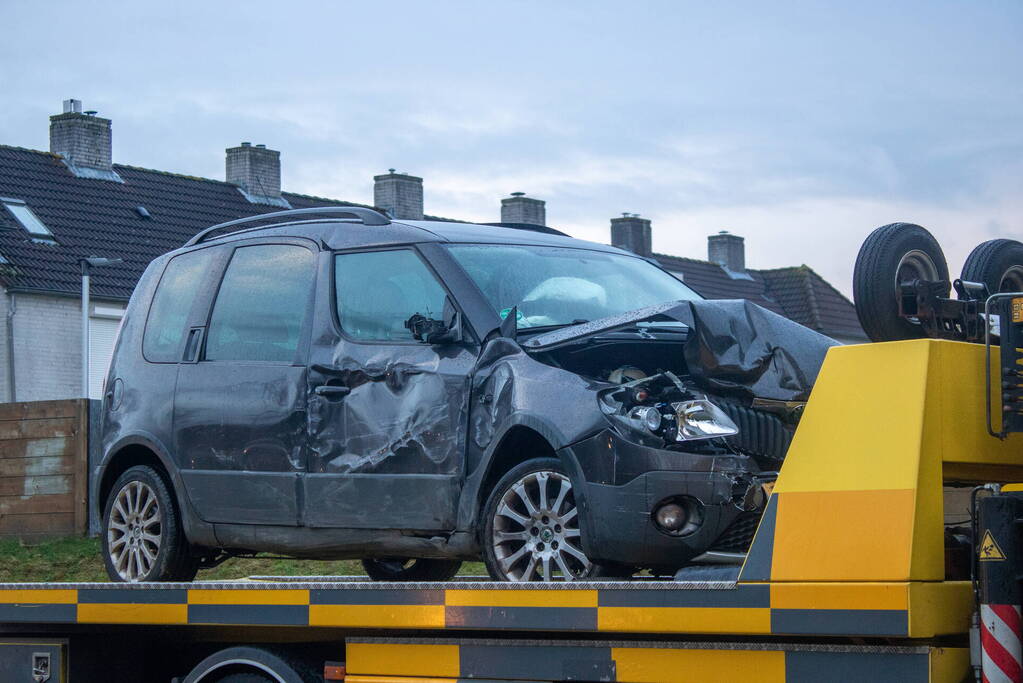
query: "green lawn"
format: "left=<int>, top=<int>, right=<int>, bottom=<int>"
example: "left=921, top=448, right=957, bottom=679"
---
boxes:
left=0, top=537, right=487, bottom=582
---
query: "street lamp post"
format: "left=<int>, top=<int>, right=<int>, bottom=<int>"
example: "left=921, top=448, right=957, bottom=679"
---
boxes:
left=80, top=257, right=122, bottom=398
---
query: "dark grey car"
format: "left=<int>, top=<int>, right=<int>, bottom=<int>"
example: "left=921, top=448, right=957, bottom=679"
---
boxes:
left=96, top=207, right=833, bottom=582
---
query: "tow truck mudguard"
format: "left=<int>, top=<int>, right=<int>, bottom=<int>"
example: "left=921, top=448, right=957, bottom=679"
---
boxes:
left=559, top=430, right=745, bottom=567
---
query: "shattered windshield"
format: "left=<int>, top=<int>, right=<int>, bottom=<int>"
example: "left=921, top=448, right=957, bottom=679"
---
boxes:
left=447, top=244, right=702, bottom=329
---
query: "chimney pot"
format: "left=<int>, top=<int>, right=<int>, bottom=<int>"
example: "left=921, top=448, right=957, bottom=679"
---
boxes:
left=63, top=98, right=82, bottom=114
left=501, top=193, right=546, bottom=226
left=374, top=169, right=424, bottom=220
left=707, top=231, right=745, bottom=272
left=226, top=143, right=282, bottom=202
left=610, top=214, right=652, bottom=257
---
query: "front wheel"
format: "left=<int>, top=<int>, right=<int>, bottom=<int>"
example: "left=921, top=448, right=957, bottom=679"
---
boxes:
left=361, top=558, right=462, bottom=581
left=102, top=465, right=198, bottom=582
left=482, top=458, right=601, bottom=581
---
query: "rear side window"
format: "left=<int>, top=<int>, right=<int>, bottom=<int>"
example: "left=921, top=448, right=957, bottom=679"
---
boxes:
left=205, top=244, right=315, bottom=362
left=143, top=249, right=215, bottom=362
left=335, top=249, right=448, bottom=341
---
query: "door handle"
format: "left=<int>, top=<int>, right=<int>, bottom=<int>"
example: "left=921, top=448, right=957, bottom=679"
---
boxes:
left=314, top=385, right=351, bottom=398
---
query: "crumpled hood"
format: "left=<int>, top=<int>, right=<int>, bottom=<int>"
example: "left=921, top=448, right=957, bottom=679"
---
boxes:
left=522, top=299, right=839, bottom=402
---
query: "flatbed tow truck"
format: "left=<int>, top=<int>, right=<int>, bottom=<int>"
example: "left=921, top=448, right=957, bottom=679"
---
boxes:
left=3, top=228, right=1023, bottom=682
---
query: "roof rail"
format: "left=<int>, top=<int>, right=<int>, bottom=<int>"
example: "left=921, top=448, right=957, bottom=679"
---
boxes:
left=184, top=207, right=390, bottom=246
left=481, top=222, right=570, bottom=237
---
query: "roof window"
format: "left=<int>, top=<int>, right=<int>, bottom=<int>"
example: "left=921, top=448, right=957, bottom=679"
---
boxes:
left=2, top=198, right=55, bottom=242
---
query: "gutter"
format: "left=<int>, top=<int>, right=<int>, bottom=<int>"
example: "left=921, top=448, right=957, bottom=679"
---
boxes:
left=5, top=289, right=15, bottom=402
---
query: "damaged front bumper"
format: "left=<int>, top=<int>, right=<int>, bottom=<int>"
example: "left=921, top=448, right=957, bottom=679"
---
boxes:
left=559, top=429, right=765, bottom=568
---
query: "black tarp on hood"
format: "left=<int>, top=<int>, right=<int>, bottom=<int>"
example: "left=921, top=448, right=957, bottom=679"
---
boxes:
left=521, top=299, right=838, bottom=402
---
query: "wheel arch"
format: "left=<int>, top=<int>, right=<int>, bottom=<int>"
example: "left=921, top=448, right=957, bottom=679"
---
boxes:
left=463, top=416, right=590, bottom=535
left=96, top=435, right=215, bottom=547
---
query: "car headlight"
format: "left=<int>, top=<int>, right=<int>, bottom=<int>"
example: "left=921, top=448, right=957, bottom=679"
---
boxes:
left=671, top=399, right=738, bottom=441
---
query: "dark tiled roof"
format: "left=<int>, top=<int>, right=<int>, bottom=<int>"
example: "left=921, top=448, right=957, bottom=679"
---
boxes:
left=0, top=144, right=866, bottom=341
left=654, top=253, right=866, bottom=341
left=0, top=145, right=454, bottom=300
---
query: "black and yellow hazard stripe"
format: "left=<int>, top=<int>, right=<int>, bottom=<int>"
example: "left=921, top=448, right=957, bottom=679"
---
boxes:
left=343, top=638, right=969, bottom=683
left=0, top=579, right=968, bottom=638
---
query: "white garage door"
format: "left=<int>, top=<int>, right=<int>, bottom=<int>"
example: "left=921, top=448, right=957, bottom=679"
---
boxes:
left=88, top=310, right=123, bottom=399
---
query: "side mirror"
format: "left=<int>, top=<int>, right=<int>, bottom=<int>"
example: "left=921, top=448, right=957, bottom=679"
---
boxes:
left=405, top=308, right=461, bottom=345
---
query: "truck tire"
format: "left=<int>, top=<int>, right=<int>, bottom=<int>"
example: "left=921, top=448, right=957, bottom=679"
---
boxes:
left=482, top=457, right=602, bottom=581
left=853, top=222, right=949, bottom=342
left=182, top=646, right=313, bottom=683
left=102, top=465, right=198, bottom=582
left=961, top=239, right=1023, bottom=295
left=361, top=557, right=462, bottom=581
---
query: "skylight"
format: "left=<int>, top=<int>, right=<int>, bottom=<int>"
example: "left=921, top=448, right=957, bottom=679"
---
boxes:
left=2, top=198, right=54, bottom=241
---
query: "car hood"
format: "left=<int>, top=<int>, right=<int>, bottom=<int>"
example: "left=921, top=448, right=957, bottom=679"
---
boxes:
left=521, top=299, right=839, bottom=402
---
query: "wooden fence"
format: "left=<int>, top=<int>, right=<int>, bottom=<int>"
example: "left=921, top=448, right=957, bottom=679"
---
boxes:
left=0, top=399, right=89, bottom=539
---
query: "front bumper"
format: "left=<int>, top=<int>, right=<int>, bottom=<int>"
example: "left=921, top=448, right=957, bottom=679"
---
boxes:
left=558, top=430, right=757, bottom=568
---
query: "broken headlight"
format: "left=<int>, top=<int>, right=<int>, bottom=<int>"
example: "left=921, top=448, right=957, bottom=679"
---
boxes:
left=600, top=372, right=739, bottom=444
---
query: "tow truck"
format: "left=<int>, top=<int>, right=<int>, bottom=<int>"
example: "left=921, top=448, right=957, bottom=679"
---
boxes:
left=1, top=224, right=1022, bottom=682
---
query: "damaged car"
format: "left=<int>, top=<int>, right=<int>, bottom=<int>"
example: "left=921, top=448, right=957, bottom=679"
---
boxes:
left=96, top=207, right=835, bottom=582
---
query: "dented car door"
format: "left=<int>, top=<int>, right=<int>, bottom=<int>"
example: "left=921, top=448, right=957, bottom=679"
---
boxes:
left=303, top=247, right=475, bottom=531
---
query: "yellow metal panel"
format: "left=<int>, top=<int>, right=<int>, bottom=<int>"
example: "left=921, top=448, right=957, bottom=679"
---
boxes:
left=308, top=604, right=445, bottom=629
left=599, top=607, right=771, bottom=634
left=444, top=588, right=597, bottom=608
left=77, top=603, right=187, bottom=625
left=933, top=342, right=1023, bottom=471
left=346, top=643, right=459, bottom=678
left=908, top=581, right=973, bottom=638
left=770, top=582, right=909, bottom=610
left=612, top=647, right=785, bottom=683
left=773, top=341, right=931, bottom=495
left=770, top=490, right=917, bottom=581
left=929, top=647, right=971, bottom=683
left=344, top=678, right=456, bottom=683
left=187, top=589, right=309, bottom=605
left=0, top=589, right=76, bottom=604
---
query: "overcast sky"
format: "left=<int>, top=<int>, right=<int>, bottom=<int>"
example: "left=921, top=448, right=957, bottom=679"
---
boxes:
left=2, top=1, right=1020, bottom=295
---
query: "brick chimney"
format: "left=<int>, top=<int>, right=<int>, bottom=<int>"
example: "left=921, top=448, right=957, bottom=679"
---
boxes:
left=708, top=231, right=745, bottom=271
left=610, top=213, right=652, bottom=257
left=500, top=192, right=546, bottom=226
left=49, top=99, right=114, bottom=174
left=226, top=142, right=285, bottom=205
left=374, top=169, right=424, bottom=220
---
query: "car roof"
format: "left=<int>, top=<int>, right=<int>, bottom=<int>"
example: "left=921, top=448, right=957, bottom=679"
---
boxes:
left=174, top=217, right=631, bottom=257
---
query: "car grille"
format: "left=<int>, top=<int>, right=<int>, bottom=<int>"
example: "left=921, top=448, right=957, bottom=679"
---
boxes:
left=718, top=401, right=794, bottom=461
left=709, top=510, right=764, bottom=553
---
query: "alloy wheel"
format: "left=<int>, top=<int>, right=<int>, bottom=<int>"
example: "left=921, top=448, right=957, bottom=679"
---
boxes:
left=491, top=470, right=591, bottom=581
left=107, top=480, right=162, bottom=581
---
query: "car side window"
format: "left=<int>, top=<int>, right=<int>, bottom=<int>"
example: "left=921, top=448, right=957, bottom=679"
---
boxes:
left=335, top=249, right=448, bottom=342
left=143, top=248, right=216, bottom=362
left=205, top=244, right=316, bottom=362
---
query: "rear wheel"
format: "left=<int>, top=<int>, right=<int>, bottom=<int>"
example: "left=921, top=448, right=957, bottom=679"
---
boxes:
left=853, top=222, right=949, bottom=342
left=961, top=239, right=1023, bottom=295
left=482, top=458, right=600, bottom=581
left=361, top=557, right=462, bottom=581
left=102, top=465, right=198, bottom=582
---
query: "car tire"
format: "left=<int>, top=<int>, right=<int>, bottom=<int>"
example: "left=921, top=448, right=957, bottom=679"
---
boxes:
left=853, top=222, right=950, bottom=342
left=961, top=239, right=1023, bottom=295
left=102, top=465, right=198, bottom=582
left=360, top=557, right=462, bottom=581
left=482, top=457, right=605, bottom=582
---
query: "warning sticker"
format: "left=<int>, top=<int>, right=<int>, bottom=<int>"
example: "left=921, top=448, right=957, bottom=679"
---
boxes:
left=1013, top=298, right=1023, bottom=324
left=980, top=530, right=1007, bottom=561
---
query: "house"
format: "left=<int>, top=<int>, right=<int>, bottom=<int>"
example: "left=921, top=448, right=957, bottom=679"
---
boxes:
left=0, top=100, right=864, bottom=404
left=609, top=215, right=867, bottom=344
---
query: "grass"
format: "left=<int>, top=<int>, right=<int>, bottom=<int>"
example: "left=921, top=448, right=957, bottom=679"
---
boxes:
left=0, top=536, right=487, bottom=582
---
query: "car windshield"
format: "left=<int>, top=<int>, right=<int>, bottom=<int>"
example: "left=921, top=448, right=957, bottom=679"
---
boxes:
left=446, top=244, right=702, bottom=329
